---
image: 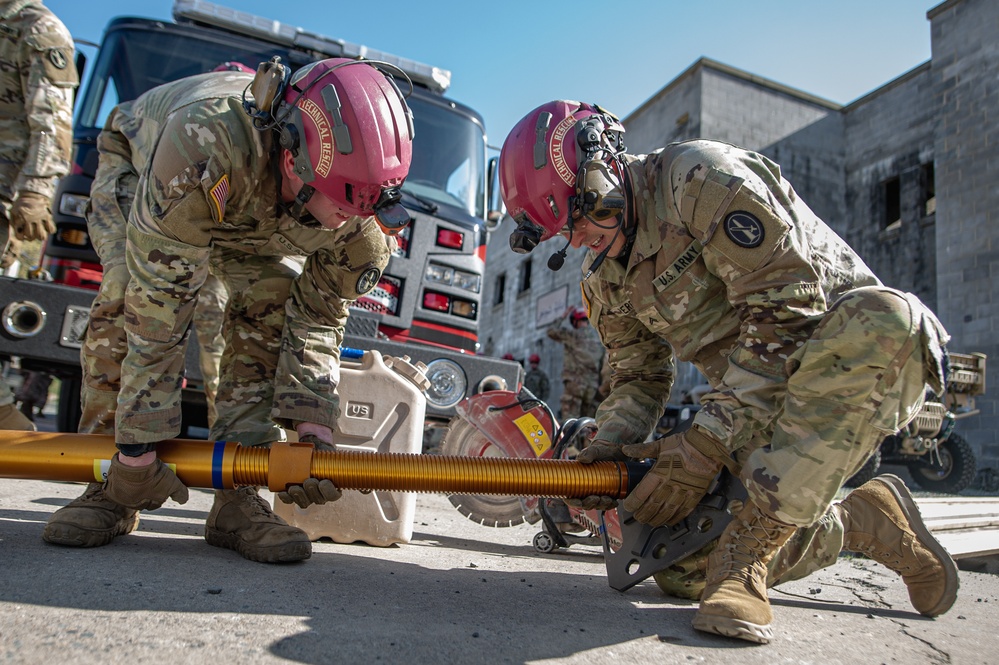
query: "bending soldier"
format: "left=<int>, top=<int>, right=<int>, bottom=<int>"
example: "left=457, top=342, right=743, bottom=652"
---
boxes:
left=499, top=100, right=958, bottom=644
left=43, top=59, right=413, bottom=564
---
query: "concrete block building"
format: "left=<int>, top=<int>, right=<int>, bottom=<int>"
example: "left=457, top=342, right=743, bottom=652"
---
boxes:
left=481, top=0, right=997, bottom=476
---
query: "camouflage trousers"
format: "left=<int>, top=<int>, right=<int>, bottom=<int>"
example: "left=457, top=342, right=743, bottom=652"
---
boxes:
left=80, top=136, right=231, bottom=442
left=560, top=380, right=599, bottom=421
left=80, top=226, right=295, bottom=446
left=192, top=273, right=228, bottom=430
left=657, top=286, right=947, bottom=597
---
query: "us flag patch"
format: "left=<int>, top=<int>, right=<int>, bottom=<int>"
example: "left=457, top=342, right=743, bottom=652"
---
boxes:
left=209, top=174, right=230, bottom=222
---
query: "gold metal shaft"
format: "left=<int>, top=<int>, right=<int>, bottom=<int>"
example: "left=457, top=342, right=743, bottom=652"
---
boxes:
left=0, top=430, right=637, bottom=498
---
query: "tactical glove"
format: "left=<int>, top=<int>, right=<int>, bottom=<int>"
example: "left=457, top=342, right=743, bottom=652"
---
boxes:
left=10, top=191, right=55, bottom=242
left=277, top=434, right=343, bottom=509
left=568, top=439, right=630, bottom=511
left=104, top=454, right=190, bottom=510
left=621, top=428, right=723, bottom=527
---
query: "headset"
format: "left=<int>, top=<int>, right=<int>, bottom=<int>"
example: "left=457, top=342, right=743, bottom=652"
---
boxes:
left=548, top=110, right=629, bottom=274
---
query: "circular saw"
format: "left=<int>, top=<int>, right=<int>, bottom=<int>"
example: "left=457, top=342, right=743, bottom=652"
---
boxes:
left=440, top=389, right=557, bottom=527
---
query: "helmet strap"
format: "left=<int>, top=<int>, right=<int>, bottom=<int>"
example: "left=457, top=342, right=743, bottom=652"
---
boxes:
left=286, top=183, right=316, bottom=222
left=584, top=223, right=621, bottom=280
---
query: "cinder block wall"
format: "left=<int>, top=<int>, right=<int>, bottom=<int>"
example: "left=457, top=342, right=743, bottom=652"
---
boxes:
left=929, top=0, right=999, bottom=470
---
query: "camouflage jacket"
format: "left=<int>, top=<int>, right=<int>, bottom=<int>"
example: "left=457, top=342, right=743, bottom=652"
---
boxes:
left=583, top=140, right=880, bottom=449
left=546, top=316, right=604, bottom=384
left=104, top=72, right=393, bottom=430
left=0, top=0, right=76, bottom=202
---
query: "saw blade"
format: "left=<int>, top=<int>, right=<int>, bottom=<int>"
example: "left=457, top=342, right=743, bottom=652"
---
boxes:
left=440, top=414, right=531, bottom=527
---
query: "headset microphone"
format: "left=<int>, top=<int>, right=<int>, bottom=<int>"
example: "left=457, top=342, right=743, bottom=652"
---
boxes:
left=548, top=239, right=570, bottom=271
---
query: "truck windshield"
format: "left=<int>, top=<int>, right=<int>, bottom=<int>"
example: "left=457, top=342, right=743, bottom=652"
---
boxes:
left=405, top=96, right=486, bottom=220
left=76, top=24, right=486, bottom=220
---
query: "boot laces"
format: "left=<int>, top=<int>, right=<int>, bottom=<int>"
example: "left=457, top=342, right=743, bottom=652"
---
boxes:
left=235, top=487, right=274, bottom=518
left=718, top=510, right=786, bottom=580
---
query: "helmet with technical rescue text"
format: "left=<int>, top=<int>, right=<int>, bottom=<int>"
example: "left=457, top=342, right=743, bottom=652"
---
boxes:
left=272, top=57, right=415, bottom=233
left=499, top=100, right=626, bottom=254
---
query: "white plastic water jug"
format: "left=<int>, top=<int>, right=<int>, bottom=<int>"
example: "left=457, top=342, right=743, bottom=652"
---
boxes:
left=272, top=350, right=429, bottom=546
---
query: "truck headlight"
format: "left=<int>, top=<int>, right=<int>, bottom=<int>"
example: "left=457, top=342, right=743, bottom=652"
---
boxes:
left=58, top=193, right=89, bottom=219
left=424, top=358, right=467, bottom=409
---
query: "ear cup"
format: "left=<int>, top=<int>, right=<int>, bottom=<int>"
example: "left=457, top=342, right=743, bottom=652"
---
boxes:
left=278, top=123, right=299, bottom=151
left=245, top=57, right=289, bottom=124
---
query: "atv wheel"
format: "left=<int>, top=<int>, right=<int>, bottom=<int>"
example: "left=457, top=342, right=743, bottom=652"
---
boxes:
left=907, top=432, right=977, bottom=494
left=533, top=531, right=558, bottom=553
left=844, top=448, right=882, bottom=488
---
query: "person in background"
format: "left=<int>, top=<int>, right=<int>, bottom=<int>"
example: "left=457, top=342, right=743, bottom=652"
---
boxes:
left=523, top=353, right=550, bottom=402
left=546, top=306, right=603, bottom=420
left=0, top=0, right=77, bottom=430
left=499, top=99, right=958, bottom=644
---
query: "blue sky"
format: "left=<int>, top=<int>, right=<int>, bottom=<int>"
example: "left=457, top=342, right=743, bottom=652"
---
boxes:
left=47, top=0, right=936, bottom=150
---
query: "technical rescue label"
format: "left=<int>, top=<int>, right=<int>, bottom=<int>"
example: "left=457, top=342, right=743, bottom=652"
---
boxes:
left=514, top=413, right=552, bottom=457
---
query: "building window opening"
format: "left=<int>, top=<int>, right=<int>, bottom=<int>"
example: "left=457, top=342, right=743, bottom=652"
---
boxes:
left=883, top=176, right=901, bottom=230
left=494, top=273, right=506, bottom=305
left=519, top=258, right=532, bottom=293
left=921, top=163, right=936, bottom=217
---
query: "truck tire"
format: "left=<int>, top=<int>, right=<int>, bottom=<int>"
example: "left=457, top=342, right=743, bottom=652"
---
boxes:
left=56, top=376, right=82, bottom=433
left=844, top=448, right=881, bottom=488
left=907, top=432, right=977, bottom=494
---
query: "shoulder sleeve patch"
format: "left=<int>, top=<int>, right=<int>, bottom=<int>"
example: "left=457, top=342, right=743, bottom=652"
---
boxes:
left=208, top=174, right=229, bottom=223
left=356, top=267, right=381, bottom=295
left=723, top=211, right=765, bottom=248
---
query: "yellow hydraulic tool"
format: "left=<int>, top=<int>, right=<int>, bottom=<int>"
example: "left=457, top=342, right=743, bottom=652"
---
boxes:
left=0, top=430, right=647, bottom=498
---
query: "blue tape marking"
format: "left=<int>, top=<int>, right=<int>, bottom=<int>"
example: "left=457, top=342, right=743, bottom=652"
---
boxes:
left=340, top=347, right=365, bottom=359
left=212, top=440, right=226, bottom=489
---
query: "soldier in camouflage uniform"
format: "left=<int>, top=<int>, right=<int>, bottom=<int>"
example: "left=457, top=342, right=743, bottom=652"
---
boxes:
left=500, top=100, right=958, bottom=644
left=0, top=0, right=76, bottom=430
left=523, top=353, right=550, bottom=401
left=42, top=59, right=414, bottom=564
left=546, top=306, right=603, bottom=420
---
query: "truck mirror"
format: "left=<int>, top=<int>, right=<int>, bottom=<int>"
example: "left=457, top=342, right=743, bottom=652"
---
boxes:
left=485, top=155, right=505, bottom=232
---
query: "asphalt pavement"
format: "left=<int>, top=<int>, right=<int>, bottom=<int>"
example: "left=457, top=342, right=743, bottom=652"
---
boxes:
left=1, top=476, right=998, bottom=665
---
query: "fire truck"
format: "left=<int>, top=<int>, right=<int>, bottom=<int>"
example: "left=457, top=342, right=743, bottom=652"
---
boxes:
left=0, top=0, right=521, bottom=437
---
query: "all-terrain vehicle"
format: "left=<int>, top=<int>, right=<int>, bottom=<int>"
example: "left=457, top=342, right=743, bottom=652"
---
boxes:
left=847, top=351, right=987, bottom=494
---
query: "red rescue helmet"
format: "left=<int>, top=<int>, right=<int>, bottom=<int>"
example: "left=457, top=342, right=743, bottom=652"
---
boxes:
left=276, top=58, right=414, bottom=233
left=529, top=353, right=541, bottom=364
left=499, top=100, right=626, bottom=253
left=570, top=308, right=588, bottom=323
left=502, top=353, right=515, bottom=360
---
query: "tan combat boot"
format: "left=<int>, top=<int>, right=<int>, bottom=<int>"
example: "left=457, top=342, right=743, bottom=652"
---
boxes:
left=0, top=402, right=35, bottom=431
left=42, top=482, right=140, bottom=547
left=205, top=487, right=312, bottom=563
left=838, top=473, right=958, bottom=616
left=692, top=503, right=796, bottom=644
